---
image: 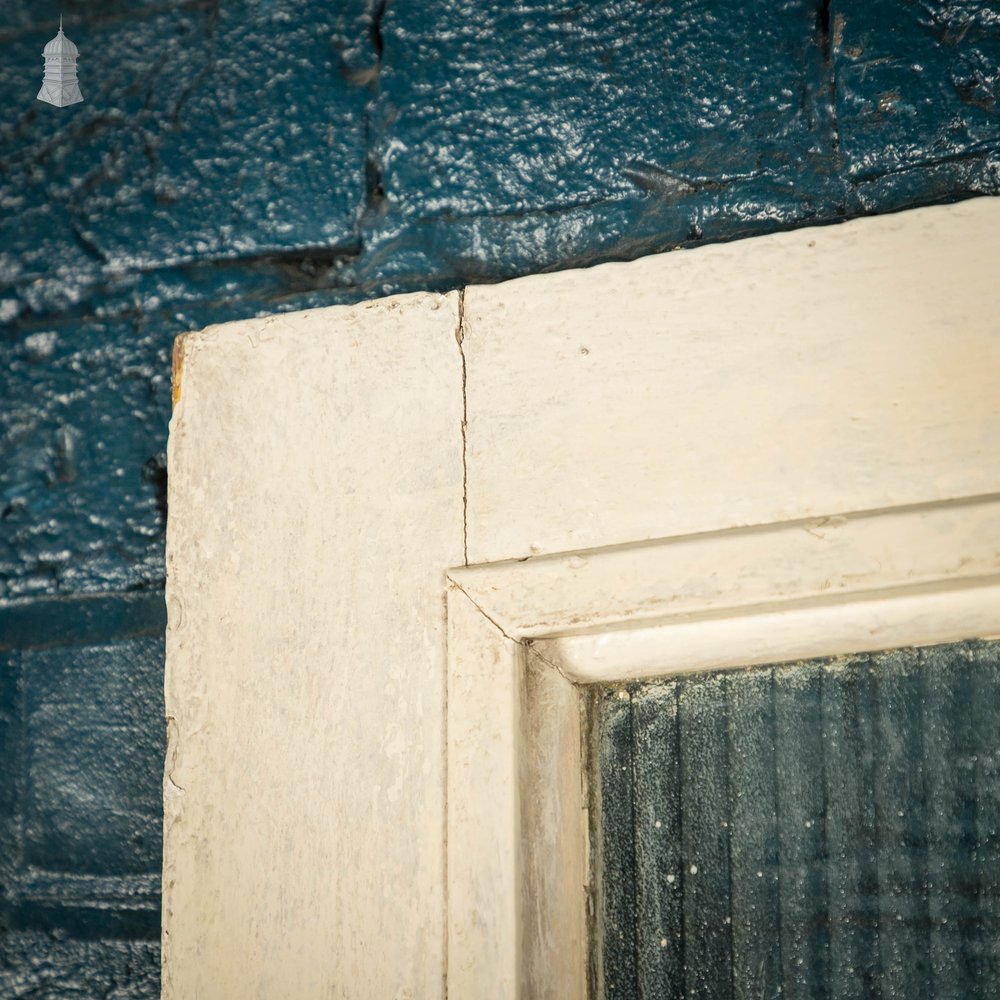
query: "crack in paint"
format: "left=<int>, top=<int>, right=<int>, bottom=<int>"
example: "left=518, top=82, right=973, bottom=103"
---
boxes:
left=449, top=581, right=516, bottom=644
left=165, top=715, right=186, bottom=793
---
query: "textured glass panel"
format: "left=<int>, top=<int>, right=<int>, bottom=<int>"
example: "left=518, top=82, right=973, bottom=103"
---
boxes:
left=595, top=639, right=1000, bottom=1000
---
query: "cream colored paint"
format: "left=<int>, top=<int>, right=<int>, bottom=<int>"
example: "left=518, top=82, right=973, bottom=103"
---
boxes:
left=164, top=294, right=464, bottom=999
left=446, top=587, right=589, bottom=1000
left=540, top=579, right=1000, bottom=684
left=518, top=649, right=589, bottom=999
left=462, top=197, right=1000, bottom=564
left=165, top=198, right=1000, bottom=998
left=446, top=585, right=521, bottom=998
left=450, top=494, right=1000, bottom=641
left=444, top=503, right=1000, bottom=994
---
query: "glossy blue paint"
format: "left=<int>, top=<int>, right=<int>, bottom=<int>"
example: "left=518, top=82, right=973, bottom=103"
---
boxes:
left=363, top=0, right=843, bottom=288
left=0, top=0, right=998, bottom=993
left=0, top=594, right=165, bottom=991
left=834, top=0, right=1000, bottom=183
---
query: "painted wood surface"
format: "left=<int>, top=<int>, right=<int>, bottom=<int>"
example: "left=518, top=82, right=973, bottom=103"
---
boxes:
left=164, top=293, right=464, bottom=999
left=446, top=586, right=521, bottom=998
left=518, top=651, right=589, bottom=999
left=462, top=198, right=1000, bottom=565
left=446, top=587, right=589, bottom=1000
left=452, top=494, right=1000, bottom=640
left=165, top=198, right=1000, bottom=997
left=446, top=496, right=1000, bottom=994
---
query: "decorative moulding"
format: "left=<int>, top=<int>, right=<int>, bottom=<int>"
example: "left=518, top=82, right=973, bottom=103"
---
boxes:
left=445, top=492, right=1000, bottom=996
left=163, top=197, right=1000, bottom=998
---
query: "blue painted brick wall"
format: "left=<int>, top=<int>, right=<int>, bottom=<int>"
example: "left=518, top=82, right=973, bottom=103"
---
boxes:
left=1, top=0, right=998, bottom=994
left=0, top=595, right=164, bottom=994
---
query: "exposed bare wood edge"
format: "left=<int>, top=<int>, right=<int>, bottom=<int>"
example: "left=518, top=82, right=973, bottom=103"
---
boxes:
left=170, top=323, right=224, bottom=409
left=535, top=576, right=1000, bottom=684
left=170, top=333, right=189, bottom=408
left=448, top=493, right=1000, bottom=640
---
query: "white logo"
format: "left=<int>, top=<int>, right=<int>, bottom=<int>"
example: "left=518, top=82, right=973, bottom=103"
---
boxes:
left=37, top=16, right=83, bottom=107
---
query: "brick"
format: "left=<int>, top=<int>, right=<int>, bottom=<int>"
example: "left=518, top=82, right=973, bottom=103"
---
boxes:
left=360, top=0, right=844, bottom=288
left=0, top=933, right=158, bottom=998
left=833, top=0, right=1000, bottom=190
left=23, top=639, right=163, bottom=876
left=0, top=2, right=370, bottom=289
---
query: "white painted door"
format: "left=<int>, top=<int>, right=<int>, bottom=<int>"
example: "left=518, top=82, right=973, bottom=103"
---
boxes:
left=164, top=197, right=1000, bottom=999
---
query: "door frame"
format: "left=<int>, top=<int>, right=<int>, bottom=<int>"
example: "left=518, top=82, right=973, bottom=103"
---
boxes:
left=163, top=197, right=1000, bottom=999
left=446, top=494, right=1000, bottom=996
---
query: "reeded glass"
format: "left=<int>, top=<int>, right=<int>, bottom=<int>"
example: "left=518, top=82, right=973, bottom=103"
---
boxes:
left=596, top=640, right=1000, bottom=999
